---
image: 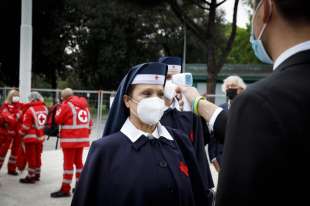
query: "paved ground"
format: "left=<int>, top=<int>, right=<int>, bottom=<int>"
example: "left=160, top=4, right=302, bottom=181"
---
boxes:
left=0, top=120, right=219, bottom=206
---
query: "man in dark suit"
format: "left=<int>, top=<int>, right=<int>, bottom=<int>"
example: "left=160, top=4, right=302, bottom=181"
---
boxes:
left=208, top=75, right=246, bottom=172
left=178, top=0, right=310, bottom=205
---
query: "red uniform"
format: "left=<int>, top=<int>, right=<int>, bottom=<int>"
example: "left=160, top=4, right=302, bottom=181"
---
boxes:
left=0, top=101, right=24, bottom=174
left=19, top=101, right=48, bottom=181
left=55, top=96, right=91, bottom=193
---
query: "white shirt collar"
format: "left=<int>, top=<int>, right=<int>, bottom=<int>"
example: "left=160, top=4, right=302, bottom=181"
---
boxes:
left=120, top=118, right=174, bottom=143
left=273, top=40, right=310, bottom=70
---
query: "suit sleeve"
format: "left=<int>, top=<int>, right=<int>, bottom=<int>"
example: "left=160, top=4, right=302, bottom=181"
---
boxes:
left=71, top=141, right=105, bottom=206
left=213, top=110, right=227, bottom=144
left=215, top=91, right=286, bottom=205
left=208, top=134, right=217, bottom=162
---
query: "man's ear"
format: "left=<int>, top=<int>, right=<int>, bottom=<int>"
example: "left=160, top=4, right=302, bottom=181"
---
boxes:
left=262, top=0, right=272, bottom=23
left=123, top=95, right=130, bottom=109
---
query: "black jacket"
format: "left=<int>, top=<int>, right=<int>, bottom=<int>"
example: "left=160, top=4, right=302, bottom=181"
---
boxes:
left=216, top=50, right=310, bottom=206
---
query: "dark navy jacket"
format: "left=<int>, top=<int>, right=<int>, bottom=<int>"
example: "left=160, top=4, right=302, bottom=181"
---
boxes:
left=160, top=108, right=214, bottom=192
left=208, top=103, right=228, bottom=166
left=72, top=127, right=209, bottom=206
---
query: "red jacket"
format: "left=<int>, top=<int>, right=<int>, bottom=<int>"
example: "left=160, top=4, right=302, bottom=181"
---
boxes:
left=55, top=96, right=91, bottom=148
left=19, top=101, right=48, bottom=143
left=0, top=101, right=24, bottom=136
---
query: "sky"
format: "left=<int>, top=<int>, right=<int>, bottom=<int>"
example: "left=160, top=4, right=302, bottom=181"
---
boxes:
left=220, top=0, right=252, bottom=28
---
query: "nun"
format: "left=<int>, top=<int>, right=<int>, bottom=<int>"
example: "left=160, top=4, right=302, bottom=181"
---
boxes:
left=158, top=57, right=215, bottom=199
left=72, top=62, right=209, bottom=206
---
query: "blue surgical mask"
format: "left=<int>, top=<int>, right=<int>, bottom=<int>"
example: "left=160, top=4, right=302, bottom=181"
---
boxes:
left=250, top=1, right=273, bottom=64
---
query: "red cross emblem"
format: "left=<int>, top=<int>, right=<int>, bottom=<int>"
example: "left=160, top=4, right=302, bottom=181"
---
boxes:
left=78, top=110, right=88, bottom=123
left=37, top=114, right=47, bottom=126
left=179, top=161, right=189, bottom=176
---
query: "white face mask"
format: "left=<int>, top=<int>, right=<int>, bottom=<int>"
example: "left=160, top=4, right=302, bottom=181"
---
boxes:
left=12, top=96, right=20, bottom=103
left=164, top=80, right=177, bottom=100
left=131, top=96, right=166, bottom=126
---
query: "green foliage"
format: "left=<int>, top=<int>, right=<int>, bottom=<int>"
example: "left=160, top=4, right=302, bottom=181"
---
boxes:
left=0, top=0, right=257, bottom=91
left=32, top=0, right=71, bottom=88
left=226, top=26, right=260, bottom=64
left=65, top=0, right=161, bottom=90
left=64, top=0, right=217, bottom=89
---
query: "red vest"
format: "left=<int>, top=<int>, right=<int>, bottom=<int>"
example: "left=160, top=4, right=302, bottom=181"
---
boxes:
left=55, top=96, right=91, bottom=148
left=0, top=102, right=23, bottom=136
left=19, top=101, right=48, bottom=143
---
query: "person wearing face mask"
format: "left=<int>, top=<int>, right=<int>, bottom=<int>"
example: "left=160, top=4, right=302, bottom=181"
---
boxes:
left=0, top=89, right=24, bottom=176
left=18, top=92, right=48, bottom=184
left=222, top=75, right=246, bottom=109
left=175, top=0, right=310, bottom=205
left=73, top=63, right=210, bottom=206
left=158, top=56, right=215, bottom=202
left=208, top=75, right=246, bottom=172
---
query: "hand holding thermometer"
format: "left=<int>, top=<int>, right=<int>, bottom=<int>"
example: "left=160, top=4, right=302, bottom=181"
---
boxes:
left=171, top=73, right=193, bottom=111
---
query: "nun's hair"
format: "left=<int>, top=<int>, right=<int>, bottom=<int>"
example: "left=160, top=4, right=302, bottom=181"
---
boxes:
left=126, top=85, right=136, bottom=97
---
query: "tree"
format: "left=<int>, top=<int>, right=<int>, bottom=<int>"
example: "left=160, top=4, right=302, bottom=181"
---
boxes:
left=169, top=0, right=240, bottom=101
left=0, top=1, right=21, bottom=87
left=66, top=0, right=210, bottom=90
left=64, top=0, right=163, bottom=90
left=32, top=0, right=74, bottom=89
left=226, top=26, right=259, bottom=64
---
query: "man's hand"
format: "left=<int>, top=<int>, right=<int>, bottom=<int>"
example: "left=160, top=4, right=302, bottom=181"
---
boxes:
left=175, top=85, right=201, bottom=105
left=175, top=93, right=184, bottom=111
left=175, top=85, right=220, bottom=122
left=212, top=159, right=221, bottom=173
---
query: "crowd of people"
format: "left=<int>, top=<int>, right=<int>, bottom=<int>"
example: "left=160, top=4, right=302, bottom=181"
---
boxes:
left=1, top=0, right=310, bottom=205
left=73, top=0, right=310, bottom=205
left=0, top=88, right=92, bottom=198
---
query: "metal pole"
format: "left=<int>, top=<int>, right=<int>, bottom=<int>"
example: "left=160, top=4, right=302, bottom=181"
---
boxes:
left=19, top=0, right=33, bottom=102
left=182, top=24, right=187, bottom=72
left=100, top=91, right=103, bottom=125
left=96, top=91, right=101, bottom=131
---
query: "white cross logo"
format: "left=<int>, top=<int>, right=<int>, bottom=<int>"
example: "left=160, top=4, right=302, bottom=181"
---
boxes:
left=78, top=110, right=88, bottom=123
left=37, top=114, right=47, bottom=126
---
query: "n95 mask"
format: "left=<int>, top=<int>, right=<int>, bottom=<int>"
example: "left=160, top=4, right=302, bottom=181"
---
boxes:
left=133, top=97, right=166, bottom=126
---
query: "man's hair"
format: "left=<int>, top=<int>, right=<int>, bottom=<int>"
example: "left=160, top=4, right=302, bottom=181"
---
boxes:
left=274, top=0, right=310, bottom=23
left=254, top=0, right=310, bottom=23
left=222, top=75, right=247, bottom=93
left=61, top=88, right=74, bottom=100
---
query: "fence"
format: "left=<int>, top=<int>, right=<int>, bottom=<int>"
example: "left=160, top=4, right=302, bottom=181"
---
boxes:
left=0, top=87, right=116, bottom=138
left=0, top=87, right=227, bottom=139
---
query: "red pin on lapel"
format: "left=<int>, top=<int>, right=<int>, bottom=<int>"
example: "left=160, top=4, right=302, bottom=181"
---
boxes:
left=179, top=161, right=189, bottom=176
left=188, top=131, right=194, bottom=142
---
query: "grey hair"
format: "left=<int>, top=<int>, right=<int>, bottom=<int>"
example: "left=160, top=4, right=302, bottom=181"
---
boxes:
left=61, top=88, right=74, bottom=100
left=28, top=92, right=44, bottom=102
left=222, top=75, right=247, bottom=93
